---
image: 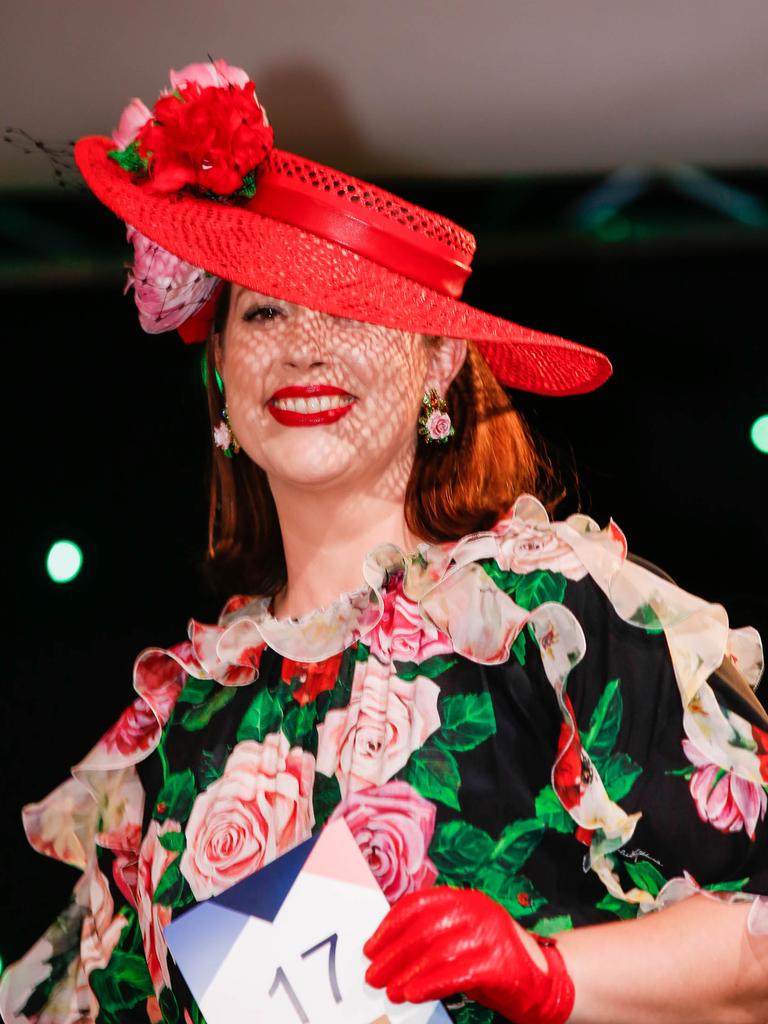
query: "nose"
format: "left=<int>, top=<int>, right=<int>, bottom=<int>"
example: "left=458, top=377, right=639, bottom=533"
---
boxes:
left=283, top=309, right=330, bottom=369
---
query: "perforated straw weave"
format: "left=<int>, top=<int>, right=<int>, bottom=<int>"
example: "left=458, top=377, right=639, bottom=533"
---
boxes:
left=75, top=136, right=611, bottom=396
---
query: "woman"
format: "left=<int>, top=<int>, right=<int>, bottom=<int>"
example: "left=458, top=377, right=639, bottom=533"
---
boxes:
left=1, top=59, right=767, bottom=1024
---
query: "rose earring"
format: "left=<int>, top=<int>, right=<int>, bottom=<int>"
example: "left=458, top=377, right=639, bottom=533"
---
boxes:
left=213, top=406, right=241, bottom=458
left=210, top=365, right=241, bottom=458
left=418, top=387, right=454, bottom=444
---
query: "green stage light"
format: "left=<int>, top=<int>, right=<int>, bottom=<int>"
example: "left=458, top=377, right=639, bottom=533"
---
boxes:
left=750, top=415, right=768, bottom=454
left=46, top=540, right=83, bottom=584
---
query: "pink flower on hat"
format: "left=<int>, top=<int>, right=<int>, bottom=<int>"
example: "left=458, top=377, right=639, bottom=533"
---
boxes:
left=169, top=59, right=252, bottom=93
left=112, top=97, right=152, bottom=149
left=125, top=224, right=219, bottom=335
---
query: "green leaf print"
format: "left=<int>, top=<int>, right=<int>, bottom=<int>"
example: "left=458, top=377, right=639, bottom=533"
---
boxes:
left=89, top=950, right=154, bottom=1024
left=177, top=676, right=215, bottom=704
left=395, top=654, right=458, bottom=680
left=514, top=570, right=567, bottom=612
left=159, top=986, right=180, bottom=1024
left=437, top=692, right=497, bottom=751
left=313, top=772, right=342, bottom=830
left=237, top=687, right=283, bottom=742
left=623, top=859, right=668, bottom=897
left=594, top=752, right=643, bottom=801
left=511, top=627, right=527, bottom=666
left=490, top=818, right=545, bottom=874
left=154, top=769, right=197, bottom=823
left=582, top=679, right=622, bottom=759
left=181, top=686, right=237, bottom=731
left=354, top=641, right=369, bottom=662
left=596, top=893, right=639, bottom=920
left=451, top=1003, right=496, bottom=1024
left=282, top=702, right=317, bottom=749
left=199, top=746, right=230, bottom=789
left=629, top=603, right=665, bottom=634
left=479, top=560, right=522, bottom=594
left=475, top=865, right=546, bottom=919
left=159, top=829, right=186, bottom=853
left=531, top=914, right=573, bottom=936
left=154, top=859, right=195, bottom=909
left=534, top=785, right=574, bottom=834
left=402, top=741, right=462, bottom=810
left=430, top=820, right=495, bottom=881
left=705, top=878, right=750, bottom=892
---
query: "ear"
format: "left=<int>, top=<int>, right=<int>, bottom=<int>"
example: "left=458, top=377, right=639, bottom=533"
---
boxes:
left=425, top=336, right=468, bottom=394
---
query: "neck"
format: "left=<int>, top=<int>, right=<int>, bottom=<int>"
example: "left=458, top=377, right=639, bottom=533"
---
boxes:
left=267, top=478, right=425, bottom=622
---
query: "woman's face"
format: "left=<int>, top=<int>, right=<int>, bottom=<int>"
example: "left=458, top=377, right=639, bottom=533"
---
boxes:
left=217, top=286, right=466, bottom=493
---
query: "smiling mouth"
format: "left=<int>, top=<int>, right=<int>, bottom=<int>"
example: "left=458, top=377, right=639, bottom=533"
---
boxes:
left=267, top=383, right=357, bottom=425
left=270, top=394, right=355, bottom=413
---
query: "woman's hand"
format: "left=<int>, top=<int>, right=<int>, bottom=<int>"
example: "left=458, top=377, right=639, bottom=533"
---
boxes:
left=363, top=886, right=575, bottom=1023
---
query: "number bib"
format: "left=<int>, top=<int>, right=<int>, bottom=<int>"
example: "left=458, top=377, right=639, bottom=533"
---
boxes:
left=166, top=819, right=452, bottom=1024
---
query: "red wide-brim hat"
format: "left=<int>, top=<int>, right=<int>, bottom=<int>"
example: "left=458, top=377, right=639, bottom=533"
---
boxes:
left=75, top=133, right=611, bottom=396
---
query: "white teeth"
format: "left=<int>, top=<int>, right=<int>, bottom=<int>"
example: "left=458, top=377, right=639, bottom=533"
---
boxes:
left=272, top=395, right=354, bottom=413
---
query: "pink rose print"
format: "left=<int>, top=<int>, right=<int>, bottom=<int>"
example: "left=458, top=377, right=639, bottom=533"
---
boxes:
left=496, top=523, right=587, bottom=581
left=101, top=696, right=160, bottom=757
left=180, top=734, right=315, bottom=900
left=330, top=780, right=437, bottom=903
left=683, top=739, right=768, bottom=841
left=316, top=656, right=440, bottom=795
left=367, top=574, right=454, bottom=665
left=137, top=819, right=181, bottom=995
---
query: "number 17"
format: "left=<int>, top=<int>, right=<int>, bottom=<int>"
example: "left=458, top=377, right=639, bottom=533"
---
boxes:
left=268, top=933, right=342, bottom=1022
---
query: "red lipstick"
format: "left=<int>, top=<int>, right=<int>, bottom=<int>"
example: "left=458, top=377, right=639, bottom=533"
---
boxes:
left=267, top=383, right=357, bottom=427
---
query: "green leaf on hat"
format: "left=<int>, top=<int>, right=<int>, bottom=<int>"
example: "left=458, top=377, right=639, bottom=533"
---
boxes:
left=107, top=141, right=148, bottom=174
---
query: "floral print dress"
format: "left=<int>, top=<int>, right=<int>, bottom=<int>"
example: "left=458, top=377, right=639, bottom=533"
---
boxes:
left=2, top=495, right=767, bottom=1024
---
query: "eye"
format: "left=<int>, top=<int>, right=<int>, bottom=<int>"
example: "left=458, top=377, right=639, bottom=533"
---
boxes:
left=243, top=304, right=285, bottom=323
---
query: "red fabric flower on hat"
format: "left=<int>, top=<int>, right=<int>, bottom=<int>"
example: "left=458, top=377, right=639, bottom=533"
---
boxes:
left=136, top=80, right=273, bottom=195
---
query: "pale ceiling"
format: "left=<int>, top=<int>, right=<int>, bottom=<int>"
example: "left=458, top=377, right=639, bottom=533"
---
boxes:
left=3, top=0, right=768, bottom=189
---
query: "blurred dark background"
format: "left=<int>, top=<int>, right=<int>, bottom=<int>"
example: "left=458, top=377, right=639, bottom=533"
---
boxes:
left=2, top=0, right=768, bottom=977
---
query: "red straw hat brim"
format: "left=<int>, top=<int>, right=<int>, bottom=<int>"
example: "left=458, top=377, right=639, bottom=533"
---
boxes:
left=76, top=136, right=611, bottom=396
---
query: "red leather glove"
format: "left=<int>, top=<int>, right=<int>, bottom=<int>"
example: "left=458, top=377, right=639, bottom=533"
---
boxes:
left=363, top=886, right=575, bottom=1024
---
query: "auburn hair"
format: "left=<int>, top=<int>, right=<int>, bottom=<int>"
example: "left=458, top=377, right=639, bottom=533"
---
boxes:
left=203, top=282, right=563, bottom=597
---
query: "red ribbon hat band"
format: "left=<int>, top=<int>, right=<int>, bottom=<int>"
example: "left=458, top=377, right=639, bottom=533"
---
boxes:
left=246, top=173, right=472, bottom=299
left=74, top=59, right=612, bottom=396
